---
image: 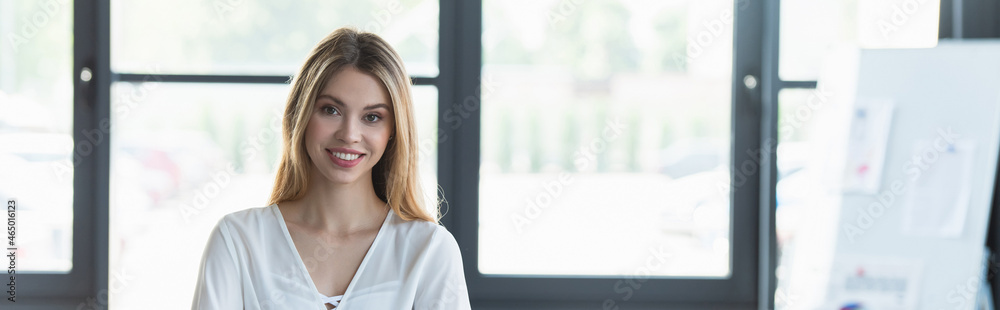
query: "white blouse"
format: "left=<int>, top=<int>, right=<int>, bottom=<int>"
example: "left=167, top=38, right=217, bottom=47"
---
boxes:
left=191, top=204, right=471, bottom=309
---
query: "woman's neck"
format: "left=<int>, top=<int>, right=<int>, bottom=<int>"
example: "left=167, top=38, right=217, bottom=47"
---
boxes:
left=284, top=170, right=388, bottom=235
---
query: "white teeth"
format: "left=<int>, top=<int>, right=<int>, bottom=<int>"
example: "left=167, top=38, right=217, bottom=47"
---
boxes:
left=331, top=152, right=360, bottom=161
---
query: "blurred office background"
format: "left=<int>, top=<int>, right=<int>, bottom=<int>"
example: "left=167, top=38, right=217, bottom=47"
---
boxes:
left=3, top=0, right=1000, bottom=309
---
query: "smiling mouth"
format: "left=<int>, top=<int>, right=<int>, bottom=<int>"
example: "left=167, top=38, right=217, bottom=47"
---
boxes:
left=328, top=150, right=362, bottom=161
left=325, top=149, right=366, bottom=168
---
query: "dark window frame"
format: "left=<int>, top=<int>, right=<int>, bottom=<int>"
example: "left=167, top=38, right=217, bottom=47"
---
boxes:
left=17, top=1, right=109, bottom=308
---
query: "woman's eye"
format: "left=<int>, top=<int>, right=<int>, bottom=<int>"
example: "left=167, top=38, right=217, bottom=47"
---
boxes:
left=365, top=114, right=381, bottom=122
left=322, top=106, right=338, bottom=115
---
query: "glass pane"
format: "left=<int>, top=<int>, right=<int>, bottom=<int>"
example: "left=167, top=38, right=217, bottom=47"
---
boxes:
left=111, top=0, right=439, bottom=77
left=413, top=87, right=439, bottom=214
left=779, top=0, right=940, bottom=80
left=109, top=83, right=438, bottom=308
left=480, top=0, right=733, bottom=277
left=856, top=0, right=940, bottom=48
left=0, top=0, right=75, bottom=272
left=773, top=88, right=846, bottom=309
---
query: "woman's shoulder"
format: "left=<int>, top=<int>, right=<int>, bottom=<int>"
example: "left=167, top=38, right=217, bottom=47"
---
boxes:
left=219, top=204, right=276, bottom=222
left=386, top=213, right=460, bottom=255
left=212, top=204, right=281, bottom=238
left=388, top=212, right=452, bottom=240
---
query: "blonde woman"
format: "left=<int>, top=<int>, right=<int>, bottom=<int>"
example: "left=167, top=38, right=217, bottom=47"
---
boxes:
left=192, top=28, right=471, bottom=309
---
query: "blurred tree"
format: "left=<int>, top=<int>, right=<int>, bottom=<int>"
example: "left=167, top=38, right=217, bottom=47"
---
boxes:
left=231, top=113, right=246, bottom=173
left=497, top=108, right=513, bottom=172
left=562, top=108, right=579, bottom=171
left=626, top=111, right=640, bottom=171
left=653, top=7, right=689, bottom=72
left=528, top=110, right=542, bottom=172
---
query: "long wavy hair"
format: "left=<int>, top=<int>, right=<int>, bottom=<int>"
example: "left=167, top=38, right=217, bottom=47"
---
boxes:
left=267, top=27, right=436, bottom=223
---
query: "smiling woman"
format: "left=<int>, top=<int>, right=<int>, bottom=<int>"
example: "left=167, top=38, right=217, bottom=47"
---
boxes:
left=191, top=27, right=470, bottom=309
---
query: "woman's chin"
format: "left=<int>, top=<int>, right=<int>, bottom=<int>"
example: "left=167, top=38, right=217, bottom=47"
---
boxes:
left=319, top=170, right=368, bottom=186
left=324, top=176, right=358, bottom=185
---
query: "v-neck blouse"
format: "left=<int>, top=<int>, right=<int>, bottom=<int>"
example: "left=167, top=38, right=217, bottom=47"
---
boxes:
left=192, top=204, right=471, bottom=309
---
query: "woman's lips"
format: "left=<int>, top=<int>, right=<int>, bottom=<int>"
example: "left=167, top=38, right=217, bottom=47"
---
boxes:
left=326, top=149, right=365, bottom=168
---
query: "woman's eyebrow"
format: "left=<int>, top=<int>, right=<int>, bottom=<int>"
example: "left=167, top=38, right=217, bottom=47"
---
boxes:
left=317, top=94, right=389, bottom=111
left=317, top=94, right=345, bottom=106
left=363, top=103, right=390, bottom=111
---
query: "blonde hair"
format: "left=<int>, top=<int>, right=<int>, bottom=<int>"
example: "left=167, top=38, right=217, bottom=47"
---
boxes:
left=267, top=27, right=436, bottom=223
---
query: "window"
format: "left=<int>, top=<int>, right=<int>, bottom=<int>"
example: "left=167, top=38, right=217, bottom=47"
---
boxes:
left=451, top=0, right=764, bottom=306
left=479, top=0, right=734, bottom=278
left=0, top=0, right=75, bottom=273
left=779, top=0, right=941, bottom=80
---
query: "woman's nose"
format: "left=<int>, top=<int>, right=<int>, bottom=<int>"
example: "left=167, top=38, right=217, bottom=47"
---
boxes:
left=334, top=116, right=362, bottom=143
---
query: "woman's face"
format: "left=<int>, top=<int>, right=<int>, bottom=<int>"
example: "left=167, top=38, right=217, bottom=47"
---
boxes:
left=304, top=66, right=395, bottom=186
